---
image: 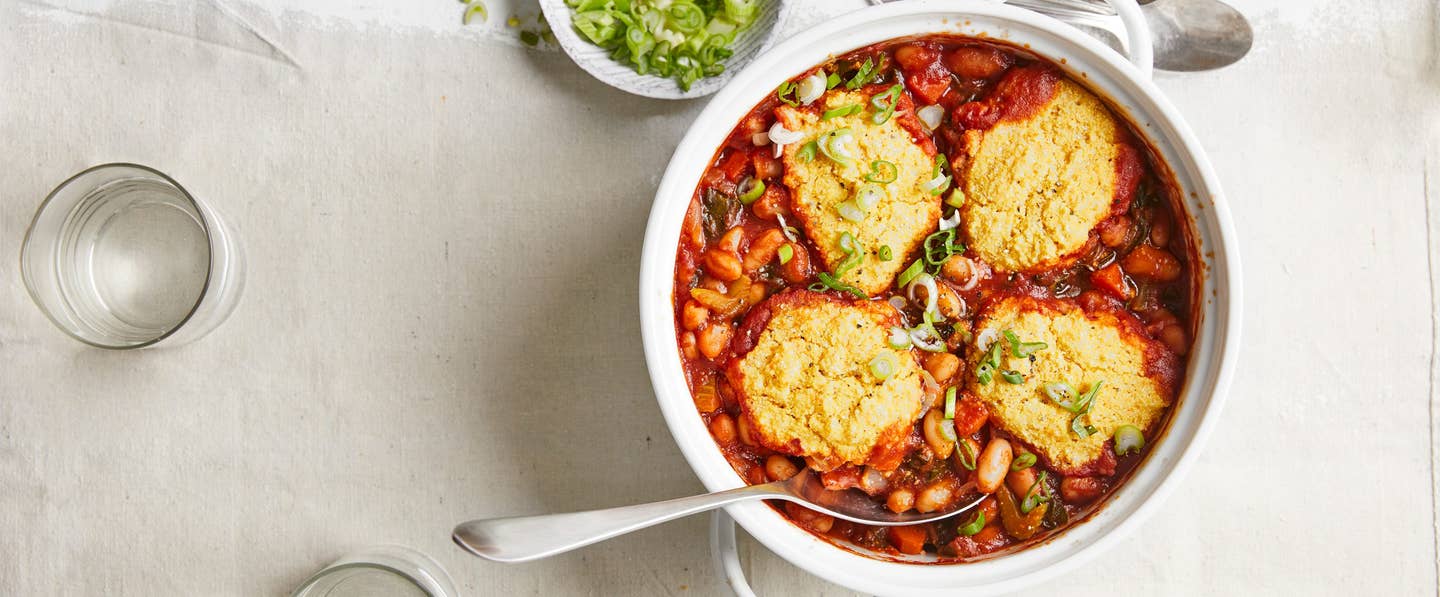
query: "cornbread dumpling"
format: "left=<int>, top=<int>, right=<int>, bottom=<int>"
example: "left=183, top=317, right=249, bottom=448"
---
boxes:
left=777, top=87, right=942, bottom=295
left=727, top=290, right=925, bottom=471
left=955, top=65, right=1142, bottom=272
left=965, top=296, right=1178, bottom=476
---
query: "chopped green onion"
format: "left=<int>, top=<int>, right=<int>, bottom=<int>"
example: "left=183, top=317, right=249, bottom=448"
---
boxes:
left=878, top=245, right=893, bottom=261
left=1019, top=471, right=1050, bottom=514
left=1011, top=453, right=1037, bottom=471
left=896, top=259, right=925, bottom=289
left=520, top=30, right=540, bottom=46
left=854, top=183, right=885, bottom=211
left=1044, top=382, right=1077, bottom=409
left=975, top=341, right=1003, bottom=385
left=887, top=326, right=912, bottom=350
left=796, top=140, right=818, bottom=163
left=938, top=418, right=958, bottom=442
left=825, top=72, right=841, bottom=89
left=944, top=191, right=965, bottom=209
left=922, top=229, right=964, bottom=267
left=818, top=128, right=855, bottom=166
left=737, top=177, right=765, bottom=204
left=836, top=200, right=865, bottom=222
left=506, top=14, right=520, bottom=28
left=822, top=103, right=864, bottom=120
left=1000, top=370, right=1025, bottom=384
left=1114, top=424, right=1145, bottom=456
left=1065, top=381, right=1103, bottom=438
left=943, top=387, right=957, bottom=419
left=955, top=437, right=977, bottom=470
left=838, top=231, right=857, bottom=255
left=926, top=154, right=951, bottom=195
left=869, top=84, right=903, bottom=125
left=462, top=1, right=488, bottom=24
left=815, top=272, right=866, bottom=298
left=845, top=58, right=875, bottom=90
left=958, top=511, right=986, bottom=536
left=984, top=339, right=1003, bottom=369
left=777, top=81, right=799, bottom=107
left=870, top=352, right=899, bottom=380
left=1003, top=330, right=1048, bottom=357
left=667, top=2, right=705, bottom=33
left=864, top=160, right=898, bottom=184
left=777, top=244, right=794, bottom=265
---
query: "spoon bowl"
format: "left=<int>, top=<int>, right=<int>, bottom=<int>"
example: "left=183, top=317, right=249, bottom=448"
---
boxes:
left=452, top=470, right=984, bottom=563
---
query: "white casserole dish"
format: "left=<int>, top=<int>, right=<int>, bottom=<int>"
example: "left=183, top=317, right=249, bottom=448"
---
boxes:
left=638, top=1, right=1241, bottom=594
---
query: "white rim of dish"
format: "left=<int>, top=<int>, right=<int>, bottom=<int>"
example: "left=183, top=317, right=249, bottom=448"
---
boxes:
left=639, top=1, right=1242, bottom=594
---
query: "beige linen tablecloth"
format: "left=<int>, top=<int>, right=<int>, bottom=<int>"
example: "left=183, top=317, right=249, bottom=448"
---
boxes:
left=1, top=0, right=1437, bottom=594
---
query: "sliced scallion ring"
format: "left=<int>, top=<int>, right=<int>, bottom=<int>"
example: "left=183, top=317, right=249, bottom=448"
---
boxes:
left=822, top=103, right=865, bottom=120
left=909, top=325, right=946, bottom=352
left=1011, top=453, right=1037, bottom=471
left=776, top=81, right=799, bottom=106
left=878, top=245, right=893, bottom=261
left=777, top=244, right=794, bottom=265
left=1114, top=424, right=1145, bottom=455
left=462, top=1, right=488, bottom=24
left=870, top=352, right=899, bottom=380
left=844, top=57, right=875, bottom=90
left=768, top=122, right=805, bottom=146
left=854, top=183, right=885, bottom=211
left=955, top=437, right=977, bottom=470
left=896, top=259, right=925, bottom=289
left=1000, top=370, right=1024, bottom=384
left=826, top=72, right=841, bottom=89
left=796, top=72, right=827, bottom=104
left=869, top=83, right=903, bottom=124
left=796, top=141, right=818, bottom=163
left=944, top=190, right=965, bottom=209
left=815, top=271, right=866, bottom=298
left=958, top=511, right=985, bottom=536
left=887, top=326, right=912, bottom=350
left=838, top=231, right=857, bottom=254
left=818, top=128, right=855, bottom=166
left=836, top=200, right=865, bottom=222
left=943, top=387, right=957, bottom=419
left=737, top=177, right=765, bottom=204
left=938, top=210, right=962, bottom=231
left=864, top=160, right=898, bottom=184
left=1045, top=382, right=1077, bottom=409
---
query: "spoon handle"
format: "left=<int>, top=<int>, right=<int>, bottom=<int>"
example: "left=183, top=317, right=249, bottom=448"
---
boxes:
left=452, top=483, right=788, bottom=563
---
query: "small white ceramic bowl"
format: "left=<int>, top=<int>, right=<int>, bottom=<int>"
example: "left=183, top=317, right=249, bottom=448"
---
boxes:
left=639, top=1, right=1242, bottom=594
left=537, top=0, right=788, bottom=100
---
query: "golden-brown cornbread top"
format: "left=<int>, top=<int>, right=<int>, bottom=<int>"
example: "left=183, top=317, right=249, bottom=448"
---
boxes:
left=777, top=88, right=941, bottom=295
left=728, top=290, right=924, bottom=471
left=965, top=295, right=1177, bottom=475
left=955, top=66, right=1139, bottom=273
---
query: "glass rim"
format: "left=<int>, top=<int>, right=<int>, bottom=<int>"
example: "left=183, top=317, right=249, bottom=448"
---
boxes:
left=19, top=162, right=215, bottom=350
left=289, top=561, right=447, bottom=597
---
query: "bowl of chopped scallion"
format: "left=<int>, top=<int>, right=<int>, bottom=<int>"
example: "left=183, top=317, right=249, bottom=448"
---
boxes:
left=538, top=0, right=788, bottom=99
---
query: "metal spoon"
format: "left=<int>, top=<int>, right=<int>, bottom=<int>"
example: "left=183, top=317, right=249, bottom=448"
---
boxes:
left=869, top=0, right=1254, bottom=71
left=453, top=470, right=984, bottom=563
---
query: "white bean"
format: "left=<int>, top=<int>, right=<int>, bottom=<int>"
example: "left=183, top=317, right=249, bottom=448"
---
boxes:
left=976, top=438, right=1013, bottom=494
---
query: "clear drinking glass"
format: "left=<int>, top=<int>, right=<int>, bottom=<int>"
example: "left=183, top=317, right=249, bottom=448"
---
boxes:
left=291, top=545, right=457, bottom=597
left=20, top=163, right=244, bottom=349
